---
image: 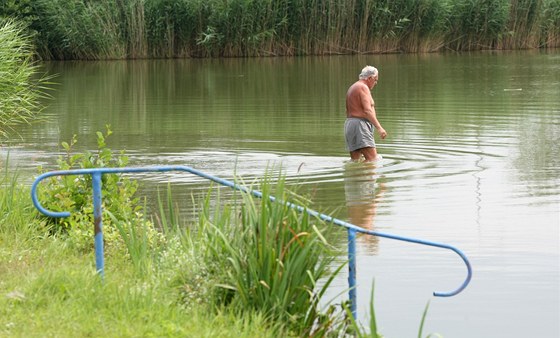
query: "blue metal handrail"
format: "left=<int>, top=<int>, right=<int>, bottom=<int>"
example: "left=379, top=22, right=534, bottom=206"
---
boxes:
left=31, top=165, right=472, bottom=319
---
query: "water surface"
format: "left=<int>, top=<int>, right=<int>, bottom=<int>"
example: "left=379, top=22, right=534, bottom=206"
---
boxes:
left=3, top=50, right=559, bottom=337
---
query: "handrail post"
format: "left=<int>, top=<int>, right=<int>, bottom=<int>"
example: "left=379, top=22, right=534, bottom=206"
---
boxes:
left=348, top=228, right=357, bottom=319
left=92, top=172, right=104, bottom=278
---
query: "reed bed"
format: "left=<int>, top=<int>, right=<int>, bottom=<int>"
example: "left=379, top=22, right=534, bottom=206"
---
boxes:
left=1, top=0, right=558, bottom=60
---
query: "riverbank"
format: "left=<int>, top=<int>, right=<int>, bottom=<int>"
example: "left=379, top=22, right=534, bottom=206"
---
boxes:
left=1, top=0, right=559, bottom=60
left=0, top=165, right=353, bottom=337
left=0, top=172, right=281, bottom=336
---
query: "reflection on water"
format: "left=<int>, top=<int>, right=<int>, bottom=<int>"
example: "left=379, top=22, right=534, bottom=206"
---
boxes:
left=344, top=161, right=386, bottom=253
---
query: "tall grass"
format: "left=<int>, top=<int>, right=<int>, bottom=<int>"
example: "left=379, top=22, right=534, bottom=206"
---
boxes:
left=500, top=0, right=543, bottom=48
left=159, top=175, right=345, bottom=336
left=445, top=0, right=510, bottom=50
left=0, top=19, right=51, bottom=138
left=0, top=165, right=37, bottom=242
left=2, top=0, right=557, bottom=59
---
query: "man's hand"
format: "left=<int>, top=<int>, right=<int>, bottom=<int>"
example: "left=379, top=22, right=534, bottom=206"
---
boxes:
left=378, top=127, right=387, bottom=139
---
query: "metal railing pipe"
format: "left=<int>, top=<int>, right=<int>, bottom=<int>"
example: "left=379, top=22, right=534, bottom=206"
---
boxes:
left=31, top=165, right=472, bottom=319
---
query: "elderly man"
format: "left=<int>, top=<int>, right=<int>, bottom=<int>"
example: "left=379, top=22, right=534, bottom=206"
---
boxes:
left=344, top=65, right=387, bottom=162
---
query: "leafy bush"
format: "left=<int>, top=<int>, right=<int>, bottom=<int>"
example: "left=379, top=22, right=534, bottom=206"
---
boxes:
left=37, top=126, right=157, bottom=254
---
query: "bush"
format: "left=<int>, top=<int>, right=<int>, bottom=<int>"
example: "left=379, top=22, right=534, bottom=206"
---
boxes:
left=36, top=126, right=158, bottom=254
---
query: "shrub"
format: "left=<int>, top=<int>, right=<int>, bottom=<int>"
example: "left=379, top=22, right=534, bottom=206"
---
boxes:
left=36, top=126, right=157, bottom=254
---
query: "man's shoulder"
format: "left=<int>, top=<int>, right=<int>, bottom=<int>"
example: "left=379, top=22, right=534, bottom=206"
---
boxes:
left=348, top=81, right=368, bottom=94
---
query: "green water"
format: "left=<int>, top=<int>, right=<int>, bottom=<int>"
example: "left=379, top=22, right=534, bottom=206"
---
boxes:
left=4, top=50, right=559, bottom=337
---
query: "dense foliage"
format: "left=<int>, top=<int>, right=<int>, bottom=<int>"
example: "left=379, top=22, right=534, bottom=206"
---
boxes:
left=0, top=0, right=558, bottom=60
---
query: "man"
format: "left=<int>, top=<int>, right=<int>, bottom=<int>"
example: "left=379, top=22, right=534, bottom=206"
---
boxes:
left=344, top=65, right=387, bottom=162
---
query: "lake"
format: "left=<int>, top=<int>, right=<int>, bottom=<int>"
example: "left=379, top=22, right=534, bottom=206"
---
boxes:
left=3, top=50, right=559, bottom=337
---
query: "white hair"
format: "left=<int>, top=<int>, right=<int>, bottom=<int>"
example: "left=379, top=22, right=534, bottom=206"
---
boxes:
left=359, top=65, right=378, bottom=80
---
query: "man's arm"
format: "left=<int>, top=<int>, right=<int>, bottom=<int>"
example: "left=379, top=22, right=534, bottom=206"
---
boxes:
left=360, top=86, right=387, bottom=139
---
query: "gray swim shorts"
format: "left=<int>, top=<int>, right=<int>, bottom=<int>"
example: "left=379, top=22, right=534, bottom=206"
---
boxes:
left=344, top=118, right=375, bottom=151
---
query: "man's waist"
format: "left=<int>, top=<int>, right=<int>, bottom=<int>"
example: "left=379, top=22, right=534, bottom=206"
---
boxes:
left=346, top=116, right=371, bottom=124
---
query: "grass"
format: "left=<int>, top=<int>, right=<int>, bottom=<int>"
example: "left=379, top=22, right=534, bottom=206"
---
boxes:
left=0, top=249, right=279, bottom=337
left=0, top=170, right=292, bottom=337
left=0, top=167, right=346, bottom=336
left=1, top=162, right=442, bottom=336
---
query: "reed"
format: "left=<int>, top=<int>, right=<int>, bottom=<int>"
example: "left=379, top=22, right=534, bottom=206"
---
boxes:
left=445, top=0, right=510, bottom=50
left=0, top=19, right=50, bottom=138
left=499, top=0, right=543, bottom=49
left=30, top=0, right=127, bottom=60
left=540, top=0, right=560, bottom=47
left=3, top=0, right=557, bottom=59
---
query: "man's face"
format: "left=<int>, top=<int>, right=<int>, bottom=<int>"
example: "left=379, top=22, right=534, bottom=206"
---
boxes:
left=368, top=75, right=378, bottom=89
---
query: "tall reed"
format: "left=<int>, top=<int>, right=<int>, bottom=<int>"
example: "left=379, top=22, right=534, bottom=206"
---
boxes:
left=540, top=0, right=560, bottom=47
left=0, top=19, right=50, bottom=138
left=498, top=0, right=542, bottom=49
left=445, top=0, right=510, bottom=50
left=31, top=0, right=126, bottom=59
left=4, top=0, right=558, bottom=59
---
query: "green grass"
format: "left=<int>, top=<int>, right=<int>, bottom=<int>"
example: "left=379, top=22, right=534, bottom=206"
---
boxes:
left=1, top=163, right=442, bottom=336
left=0, top=250, right=279, bottom=337
left=1, top=168, right=347, bottom=337
left=0, top=171, right=291, bottom=337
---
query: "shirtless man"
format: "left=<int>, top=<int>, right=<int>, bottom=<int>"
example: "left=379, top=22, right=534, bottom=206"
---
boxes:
left=344, top=65, right=387, bottom=162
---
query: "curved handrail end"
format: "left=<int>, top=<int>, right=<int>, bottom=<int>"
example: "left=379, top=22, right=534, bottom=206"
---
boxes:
left=31, top=172, right=72, bottom=218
